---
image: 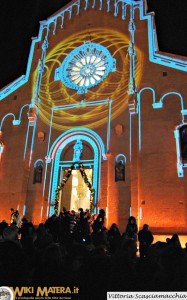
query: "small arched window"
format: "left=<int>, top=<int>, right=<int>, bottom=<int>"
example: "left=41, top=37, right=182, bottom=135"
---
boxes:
left=33, top=160, right=43, bottom=184
left=180, top=125, right=187, bottom=162
left=115, top=154, right=126, bottom=182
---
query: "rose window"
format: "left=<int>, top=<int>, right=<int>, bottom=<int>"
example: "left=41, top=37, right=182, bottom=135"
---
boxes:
left=54, top=42, right=116, bottom=94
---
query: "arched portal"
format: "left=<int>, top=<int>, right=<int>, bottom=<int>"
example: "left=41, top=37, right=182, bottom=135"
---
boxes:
left=47, top=128, right=107, bottom=216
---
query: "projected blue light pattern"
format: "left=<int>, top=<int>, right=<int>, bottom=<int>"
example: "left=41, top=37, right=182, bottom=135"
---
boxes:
left=0, top=0, right=187, bottom=184
left=174, top=128, right=184, bottom=177
left=115, top=153, right=126, bottom=164
left=37, top=27, right=142, bottom=131
left=54, top=42, right=116, bottom=94
left=174, top=121, right=187, bottom=178
left=45, top=100, right=111, bottom=159
left=46, top=128, right=106, bottom=216
left=135, top=88, right=187, bottom=177
left=0, top=141, right=4, bottom=154
left=0, top=104, right=30, bottom=131
left=34, top=159, right=43, bottom=168
left=1, top=0, right=187, bottom=102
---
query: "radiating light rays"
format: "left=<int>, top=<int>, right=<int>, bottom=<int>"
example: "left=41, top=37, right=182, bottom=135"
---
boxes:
left=32, top=28, right=144, bottom=130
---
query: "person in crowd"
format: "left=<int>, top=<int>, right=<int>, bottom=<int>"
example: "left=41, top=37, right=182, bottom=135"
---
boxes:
left=108, top=223, right=121, bottom=254
left=2, top=225, right=19, bottom=245
left=0, top=210, right=187, bottom=293
left=0, top=220, right=8, bottom=242
left=123, top=216, right=138, bottom=241
left=167, top=233, right=182, bottom=248
left=45, top=213, right=59, bottom=242
left=10, top=208, right=15, bottom=224
left=11, top=210, right=21, bottom=228
left=97, top=209, right=105, bottom=224
left=77, top=208, right=91, bottom=243
left=138, top=224, right=154, bottom=259
left=92, top=209, right=106, bottom=233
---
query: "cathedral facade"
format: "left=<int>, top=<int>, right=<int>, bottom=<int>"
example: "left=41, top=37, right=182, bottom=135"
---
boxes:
left=0, top=0, right=187, bottom=233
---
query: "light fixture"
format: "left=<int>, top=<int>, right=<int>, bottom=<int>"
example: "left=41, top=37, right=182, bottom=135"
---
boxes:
left=38, top=131, right=45, bottom=142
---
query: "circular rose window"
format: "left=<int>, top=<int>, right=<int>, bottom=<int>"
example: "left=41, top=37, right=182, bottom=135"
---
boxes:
left=54, top=42, right=116, bottom=94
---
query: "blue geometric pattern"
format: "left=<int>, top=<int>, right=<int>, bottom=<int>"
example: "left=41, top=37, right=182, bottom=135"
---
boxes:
left=54, top=41, right=116, bottom=94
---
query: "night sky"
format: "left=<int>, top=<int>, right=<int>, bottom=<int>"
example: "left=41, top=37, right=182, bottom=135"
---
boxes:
left=0, top=0, right=187, bottom=89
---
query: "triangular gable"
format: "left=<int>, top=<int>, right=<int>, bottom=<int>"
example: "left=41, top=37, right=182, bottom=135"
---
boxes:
left=1, top=0, right=187, bottom=101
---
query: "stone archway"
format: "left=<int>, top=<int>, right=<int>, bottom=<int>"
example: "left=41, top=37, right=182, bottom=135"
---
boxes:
left=46, top=128, right=107, bottom=216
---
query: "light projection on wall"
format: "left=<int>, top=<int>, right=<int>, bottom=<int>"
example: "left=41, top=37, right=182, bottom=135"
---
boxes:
left=32, top=28, right=144, bottom=131
left=174, top=123, right=187, bottom=178
left=54, top=41, right=116, bottom=94
left=0, top=141, right=4, bottom=162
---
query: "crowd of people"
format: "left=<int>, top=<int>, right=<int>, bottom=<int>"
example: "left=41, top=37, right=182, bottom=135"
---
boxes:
left=0, top=208, right=187, bottom=299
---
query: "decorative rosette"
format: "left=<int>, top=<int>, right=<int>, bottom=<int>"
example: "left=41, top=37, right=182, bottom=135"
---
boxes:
left=54, top=41, right=116, bottom=94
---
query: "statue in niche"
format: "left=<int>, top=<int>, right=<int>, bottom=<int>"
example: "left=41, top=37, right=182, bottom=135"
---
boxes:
left=115, top=160, right=125, bottom=182
left=73, top=139, right=83, bottom=162
left=33, top=161, right=43, bottom=184
left=180, top=126, right=187, bottom=160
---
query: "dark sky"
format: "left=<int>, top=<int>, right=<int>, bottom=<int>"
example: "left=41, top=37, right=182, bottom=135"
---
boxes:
left=0, top=0, right=187, bottom=89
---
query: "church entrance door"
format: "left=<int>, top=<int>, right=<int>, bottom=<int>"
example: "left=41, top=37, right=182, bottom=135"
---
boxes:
left=60, top=168, right=93, bottom=212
